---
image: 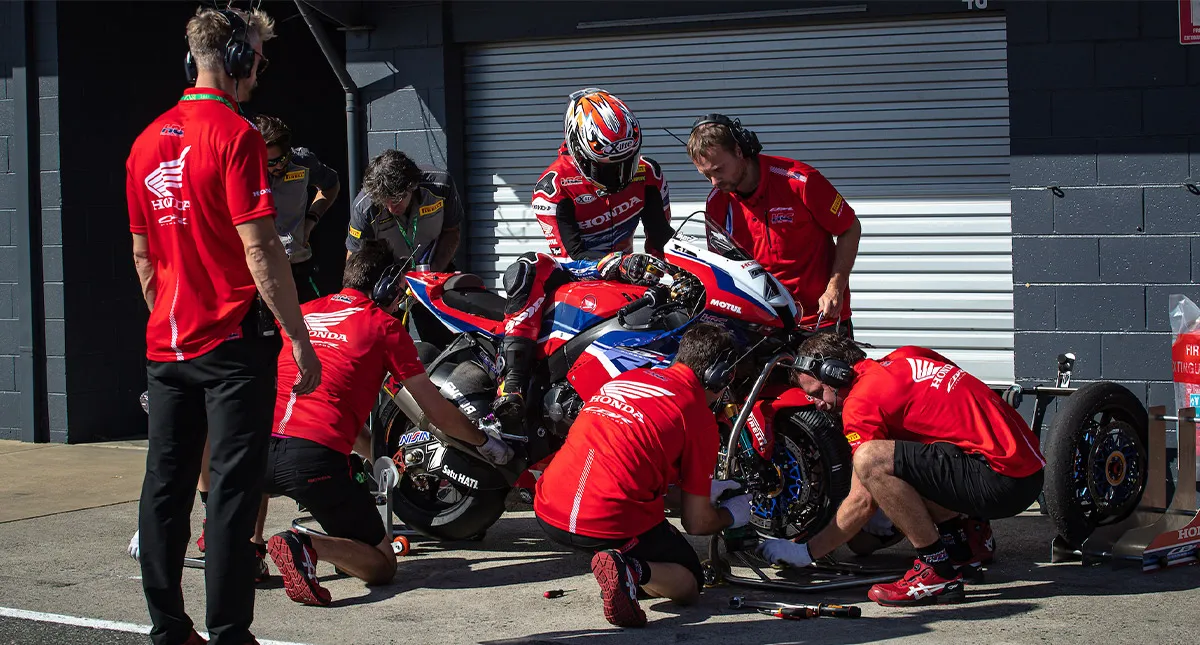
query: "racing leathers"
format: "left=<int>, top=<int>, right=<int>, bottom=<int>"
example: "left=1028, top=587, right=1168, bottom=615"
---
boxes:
left=491, top=251, right=670, bottom=426
left=534, top=144, right=673, bottom=260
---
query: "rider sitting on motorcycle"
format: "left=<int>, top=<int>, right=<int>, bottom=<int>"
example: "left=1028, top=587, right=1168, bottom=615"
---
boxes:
left=492, top=87, right=674, bottom=427
left=758, top=333, right=1045, bottom=607
left=533, top=322, right=753, bottom=628
left=258, top=240, right=514, bottom=607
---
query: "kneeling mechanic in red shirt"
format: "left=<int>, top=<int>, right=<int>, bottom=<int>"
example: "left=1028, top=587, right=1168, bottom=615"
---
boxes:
left=258, top=240, right=514, bottom=606
left=534, top=323, right=753, bottom=628
left=758, top=333, right=1045, bottom=606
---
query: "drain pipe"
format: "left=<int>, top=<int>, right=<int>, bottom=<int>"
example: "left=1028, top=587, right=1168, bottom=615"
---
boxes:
left=295, top=0, right=361, bottom=194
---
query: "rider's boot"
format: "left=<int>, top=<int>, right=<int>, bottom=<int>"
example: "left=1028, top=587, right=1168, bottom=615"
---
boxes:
left=492, top=336, right=535, bottom=431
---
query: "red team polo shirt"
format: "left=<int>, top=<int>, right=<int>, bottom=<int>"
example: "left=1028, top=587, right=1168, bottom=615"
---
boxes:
left=273, top=289, right=425, bottom=455
left=534, top=363, right=719, bottom=539
left=705, top=154, right=857, bottom=326
left=841, top=346, right=1046, bottom=479
left=126, top=88, right=275, bottom=362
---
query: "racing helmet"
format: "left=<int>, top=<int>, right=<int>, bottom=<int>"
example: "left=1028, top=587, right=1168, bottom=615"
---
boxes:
left=563, top=88, right=642, bottom=194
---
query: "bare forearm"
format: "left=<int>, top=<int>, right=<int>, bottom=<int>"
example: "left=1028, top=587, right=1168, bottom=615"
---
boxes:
left=245, top=239, right=306, bottom=340
left=424, top=394, right=485, bottom=445
left=431, top=227, right=461, bottom=271
left=683, top=506, right=733, bottom=536
left=828, top=219, right=862, bottom=291
left=807, top=480, right=875, bottom=559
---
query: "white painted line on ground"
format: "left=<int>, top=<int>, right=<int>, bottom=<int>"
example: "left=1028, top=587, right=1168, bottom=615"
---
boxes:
left=0, top=607, right=312, bottom=645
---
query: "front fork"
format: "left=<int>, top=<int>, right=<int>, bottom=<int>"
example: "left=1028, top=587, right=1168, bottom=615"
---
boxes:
left=717, top=353, right=795, bottom=481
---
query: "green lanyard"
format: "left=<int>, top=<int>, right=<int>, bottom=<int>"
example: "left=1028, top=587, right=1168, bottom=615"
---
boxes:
left=389, top=209, right=420, bottom=252
left=179, top=93, right=240, bottom=114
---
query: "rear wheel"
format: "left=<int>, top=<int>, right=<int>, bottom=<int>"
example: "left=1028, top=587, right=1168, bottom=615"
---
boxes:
left=1042, top=381, right=1149, bottom=548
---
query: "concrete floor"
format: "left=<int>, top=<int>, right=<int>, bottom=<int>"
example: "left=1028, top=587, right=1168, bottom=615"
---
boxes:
left=0, top=439, right=1197, bottom=644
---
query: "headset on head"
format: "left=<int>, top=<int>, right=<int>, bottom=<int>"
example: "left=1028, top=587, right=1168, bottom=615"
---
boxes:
left=690, top=113, right=762, bottom=158
left=793, top=355, right=855, bottom=389
left=370, top=242, right=424, bottom=308
left=184, top=9, right=257, bottom=84
left=701, top=347, right=738, bottom=393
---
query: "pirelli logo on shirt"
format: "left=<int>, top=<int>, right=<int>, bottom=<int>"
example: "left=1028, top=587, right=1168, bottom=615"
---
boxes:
left=348, top=226, right=362, bottom=239
left=419, top=199, right=444, bottom=217
left=284, top=170, right=306, bottom=182
left=845, top=432, right=861, bottom=443
left=830, top=193, right=844, bottom=217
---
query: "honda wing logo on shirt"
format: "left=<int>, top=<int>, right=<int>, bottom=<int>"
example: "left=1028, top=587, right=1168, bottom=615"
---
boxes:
left=597, top=381, right=674, bottom=402
left=303, top=307, right=363, bottom=343
left=906, top=357, right=961, bottom=391
left=146, top=145, right=192, bottom=213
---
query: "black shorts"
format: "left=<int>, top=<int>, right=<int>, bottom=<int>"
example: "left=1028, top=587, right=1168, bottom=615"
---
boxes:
left=263, top=436, right=386, bottom=546
left=893, top=441, right=1044, bottom=519
left=536, top=517, right=705, bottom=591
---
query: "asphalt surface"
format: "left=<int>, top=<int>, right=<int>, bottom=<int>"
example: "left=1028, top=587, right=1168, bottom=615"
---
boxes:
left=0, top=439, right=1198, bottom=644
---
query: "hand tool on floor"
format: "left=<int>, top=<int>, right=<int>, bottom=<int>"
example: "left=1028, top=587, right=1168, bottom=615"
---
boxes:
left=729, top=595, right=861, bottom=619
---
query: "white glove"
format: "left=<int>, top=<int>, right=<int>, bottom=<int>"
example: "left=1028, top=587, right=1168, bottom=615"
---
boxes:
left=128, top=529, right=141, bottom=561
left=475, top=416, right=514, bottom=465
left=710, top=479, right=742, bottom=504
left=719, top=493, right=753, bottom=529
left=758, top=538, right=813, bottom=568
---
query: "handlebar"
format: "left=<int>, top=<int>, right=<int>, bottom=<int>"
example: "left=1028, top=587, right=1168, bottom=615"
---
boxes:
left=617, top=285, right=670, bottom=320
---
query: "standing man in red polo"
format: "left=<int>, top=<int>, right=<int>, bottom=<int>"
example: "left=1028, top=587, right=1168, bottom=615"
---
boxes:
left=126, top=7, right=320, bottom=645
left=757, top=334, right=1045, bottom=606
left=687, top=114, right=862, bottom=334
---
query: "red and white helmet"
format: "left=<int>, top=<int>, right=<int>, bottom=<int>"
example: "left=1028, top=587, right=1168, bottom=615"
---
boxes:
left=563, top=88, right=642, bottom=194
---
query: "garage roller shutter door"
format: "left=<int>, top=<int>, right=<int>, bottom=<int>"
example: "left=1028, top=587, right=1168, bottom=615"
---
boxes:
left=462, top=14, right=1013, bottom=381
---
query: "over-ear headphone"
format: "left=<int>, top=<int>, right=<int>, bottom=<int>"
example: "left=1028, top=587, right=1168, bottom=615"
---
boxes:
left=184, top=10, right=257, bottom=84
left=701, top=347, right=738, bottom=393
left=371, top=264, right=406, bottom=308
left=794, top=355, right=854, bottom=389
left=690, top=113, right=762, bottom=157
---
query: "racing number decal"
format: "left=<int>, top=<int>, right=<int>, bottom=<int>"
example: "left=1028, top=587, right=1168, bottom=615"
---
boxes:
left=427, top=442, right=448, bottom=470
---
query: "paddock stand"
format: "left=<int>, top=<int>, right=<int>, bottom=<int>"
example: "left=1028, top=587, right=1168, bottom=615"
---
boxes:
left=1051, top=406, right=1200, bottom=571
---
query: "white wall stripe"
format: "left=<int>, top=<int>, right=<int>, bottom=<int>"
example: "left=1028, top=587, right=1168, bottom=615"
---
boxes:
left=0, top=607, right=312, bottom=645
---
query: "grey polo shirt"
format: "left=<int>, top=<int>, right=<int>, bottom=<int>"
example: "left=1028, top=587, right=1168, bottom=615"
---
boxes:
left=270, top=147, right=339, bottom=263
left=345, top=168, right=464, bottom=264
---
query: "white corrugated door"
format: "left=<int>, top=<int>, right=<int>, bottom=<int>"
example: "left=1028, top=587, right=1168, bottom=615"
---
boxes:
left=462, top=14, right=1013, bottom=381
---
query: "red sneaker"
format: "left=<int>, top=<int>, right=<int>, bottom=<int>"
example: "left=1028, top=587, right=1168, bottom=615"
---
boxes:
left=962, top=518, right=995, bottom=565
left=590, top=549, right=647, bottom=628
left=867, top=559, right=965, bottom=607
left=267, top=530, right=330, bottom=606
left=182, top=631, right=207, bottom=645
left=196, top=519, right=206, bottom=553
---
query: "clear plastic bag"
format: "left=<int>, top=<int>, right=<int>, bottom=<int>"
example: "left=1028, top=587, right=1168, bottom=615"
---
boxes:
left=1168, top=294, right=1200, bottom=480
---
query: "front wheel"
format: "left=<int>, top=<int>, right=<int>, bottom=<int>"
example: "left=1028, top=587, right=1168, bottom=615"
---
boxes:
left=742, top=409, right=852, bottom=542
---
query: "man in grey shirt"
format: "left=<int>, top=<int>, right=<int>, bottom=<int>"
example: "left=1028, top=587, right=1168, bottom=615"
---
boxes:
left=345, top=149, right=463, bottom=272
left=256, top=114, right=341, bottom=302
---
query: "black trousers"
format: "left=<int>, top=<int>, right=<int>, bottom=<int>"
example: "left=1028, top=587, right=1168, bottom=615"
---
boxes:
left=139, top=335, right=278, bottom=645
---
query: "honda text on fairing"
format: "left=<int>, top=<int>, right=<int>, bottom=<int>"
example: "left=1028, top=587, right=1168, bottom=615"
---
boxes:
left=373, top=214, right=852, bottom=542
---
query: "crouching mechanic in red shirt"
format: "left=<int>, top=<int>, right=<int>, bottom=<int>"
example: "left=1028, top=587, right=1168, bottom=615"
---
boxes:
left=758, top=334, right=1045, bottom=606
left=688, top=114, right=861, bottom=334
left=260, top=240, right=514, bottom=606
left=534, top=323, right=754, bottom=628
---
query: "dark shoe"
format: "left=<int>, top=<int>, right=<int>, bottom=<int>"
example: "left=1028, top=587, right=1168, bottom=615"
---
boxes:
left=267, top=530, right=330, bottom=606
left=590, top=549, right=647, bottom=628
left=492, top=336, right=535, bottom=428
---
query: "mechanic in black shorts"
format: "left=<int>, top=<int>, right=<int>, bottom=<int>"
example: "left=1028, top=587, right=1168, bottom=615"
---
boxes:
left=758, top=333, right=1046, bottom=607
left=533, top=323, right=753, bottom=628
left=253, top=240, right=515, bottom=606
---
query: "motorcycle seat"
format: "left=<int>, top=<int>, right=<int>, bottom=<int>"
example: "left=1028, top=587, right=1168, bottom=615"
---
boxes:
left=442, top=274, right=506, bottom=322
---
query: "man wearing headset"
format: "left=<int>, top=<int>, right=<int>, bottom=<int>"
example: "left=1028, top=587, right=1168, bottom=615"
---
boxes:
left=127, top=8, right=320, bottom=645
left=493, top=88, right=673, bottom=428
left=687, top=115, right=862, bottom=334
left=533, top=323, right=753, bottom=628
left=259, top=240, right=513, bottom=607
left=758, top=333, right=1045, bottom=607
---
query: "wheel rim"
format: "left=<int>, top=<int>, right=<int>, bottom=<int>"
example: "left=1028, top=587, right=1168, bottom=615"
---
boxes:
left=749, top=433, right=827, bottom=539
left=1070, top=416, right=1144, bottom=525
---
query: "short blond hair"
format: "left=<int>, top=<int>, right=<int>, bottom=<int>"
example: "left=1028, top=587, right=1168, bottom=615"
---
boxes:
left=186, top=6, right=276, bottom=74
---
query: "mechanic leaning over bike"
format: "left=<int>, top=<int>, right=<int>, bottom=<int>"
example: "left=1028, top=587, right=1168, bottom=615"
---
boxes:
left=758, top=333, right=1046, bottom=607
left=255, top=239, right=513, bottom=607
left=345, top=149, right=465, bottom=271
left=492, top=87, right=675, bottom=427
left=533, top=323, right=753, bottom=628
left=688, top=114, right=862, bottom=335
left=255, top=114, right=341, bottom=303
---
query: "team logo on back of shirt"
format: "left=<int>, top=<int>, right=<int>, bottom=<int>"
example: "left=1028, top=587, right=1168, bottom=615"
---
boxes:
left=906, top=357, right=962, bottom=391
left=303, top=307, right=363, bottom=345
left=146, top=146, right=192, bottom=214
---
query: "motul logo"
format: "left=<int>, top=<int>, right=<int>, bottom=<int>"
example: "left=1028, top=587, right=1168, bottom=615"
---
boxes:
left=709, top=299, right=742, bottom=314
left=578, top=196, right=642, bottom=230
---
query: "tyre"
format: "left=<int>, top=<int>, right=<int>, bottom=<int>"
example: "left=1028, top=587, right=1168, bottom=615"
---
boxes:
left=745, top=409, right=852, bottom=542
left=1042, top=381, right=1149, bottom=548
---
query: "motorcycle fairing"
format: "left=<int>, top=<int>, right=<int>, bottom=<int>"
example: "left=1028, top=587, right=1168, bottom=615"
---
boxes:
left=405, top=274, right=505, bottom=337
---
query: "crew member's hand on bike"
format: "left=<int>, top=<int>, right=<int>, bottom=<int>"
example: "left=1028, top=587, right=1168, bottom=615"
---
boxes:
left=474, top=415, right=515, bottom=465
left=758, top=538, right=814, bottom=568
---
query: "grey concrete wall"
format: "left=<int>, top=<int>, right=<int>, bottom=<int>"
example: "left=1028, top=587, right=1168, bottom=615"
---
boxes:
left=0, top=3, right=18, bottom=439
left=1008, top=0, right=1200, bottom=420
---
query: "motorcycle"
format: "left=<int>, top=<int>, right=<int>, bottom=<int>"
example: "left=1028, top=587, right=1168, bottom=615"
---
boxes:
left=373, top=214, right=852, bottom=542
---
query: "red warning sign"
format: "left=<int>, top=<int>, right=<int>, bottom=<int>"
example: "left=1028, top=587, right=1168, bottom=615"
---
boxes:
left=1172, top=332, right=1200, bottom=384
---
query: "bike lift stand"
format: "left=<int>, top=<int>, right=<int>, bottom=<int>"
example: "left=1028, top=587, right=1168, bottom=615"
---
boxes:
left=701, top=353, right=907, bottom=593
left=1051, top=406, right=1200, bottom=571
